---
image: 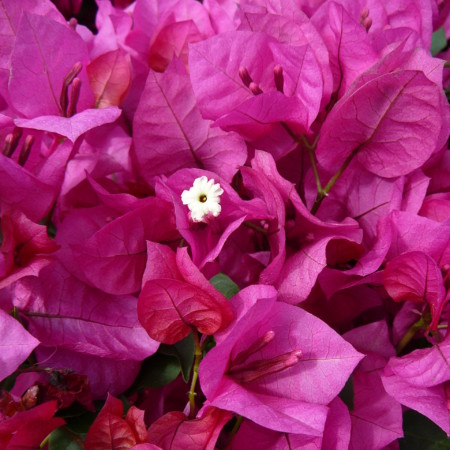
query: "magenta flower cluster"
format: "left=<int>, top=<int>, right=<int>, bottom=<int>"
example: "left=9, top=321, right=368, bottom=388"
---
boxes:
left=0, top=0, right=449, bottom=448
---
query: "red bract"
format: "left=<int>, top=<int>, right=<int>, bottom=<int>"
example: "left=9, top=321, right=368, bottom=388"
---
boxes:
left=147, top=407, right=232, bottom=450
left=0, top=401, right=65, bottom=449
left=129, top=0, right=214, bottom=72
left=0, top=208, right=58, bottom=289
left=138, top=246, right=233, bottom=344
left=383, top=251, right=446, bottom=331
left=85, top=394, right=148, bottom=450
left=87, top=49, right=131, bottom=108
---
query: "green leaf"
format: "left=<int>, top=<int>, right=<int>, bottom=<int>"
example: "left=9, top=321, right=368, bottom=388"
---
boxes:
left=126, top=353, right=180, bottom=393
left=49, top=428, right=83, bottom=450
left=210, top=273, right=239, bottom=299
left=399, top=410, right=450, bottom=449
left=431, top=28, right=447, bottom=56
left=159, top=332, right=195, bottom=382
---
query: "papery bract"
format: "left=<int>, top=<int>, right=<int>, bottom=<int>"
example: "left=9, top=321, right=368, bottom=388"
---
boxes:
left=85, top=394, right=147, bottom=450
left=0, top=309, right=39, bottom=382
left=199, top=285, right=363, bottom=435
left=316, top=70, right=442, bottom=178
left=322, top=397, right=351, bottom=450
left=0, top=0, right=64, bottom=71
left=230, top=418, right=322, bottom=449
left=0, top=208, right=58, bottom=288
left=222, top=160, right=286, bottom=285
left=15, top=261, right=159, bottom=361
left=350, top=371, right=404, bottom=448
left=9, top=12, right=93, bottom=117
left=344, top=322, right=404, bottom=448
left=72, top=197, right=178, bottom=295
left=35, top=346, right=142, bottom=399
left=15, top=107, right=122, bottom=143
left=0, top=401, right=65, bottom=449
left=237, top=2, right=333, bottom=109
left=133, top=58, right=246, bottom=183
left=147, top=407, right=232, bottom=450
left=189, top=30, right=323, bottom=150
left=0, top=139, right=73, bottom=221
left=383, top=251, right=446, bottom=330
left=87, top=49, right=131, bottom=108
left=129, top=0, right=214, bottom=72
left=138, top=246, right=233, bottom=344
left=381, top=333, right=450, bottom=435
left=386, top=211, right=450, bottom=264
left=305, top=161, right=403, bottom=246
left=11, top=259, right=157, bottom=397
left=311, top=1, right=378, bottom=96
left=420, top=192, right=450, bottom=222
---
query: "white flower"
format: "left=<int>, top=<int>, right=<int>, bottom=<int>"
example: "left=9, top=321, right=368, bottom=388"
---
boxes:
left=181, top=176, right=224, bottom=222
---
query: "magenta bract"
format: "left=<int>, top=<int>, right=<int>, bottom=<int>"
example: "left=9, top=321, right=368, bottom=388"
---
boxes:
left=133, top=58, right=246, bottom=183
left=199, top=285, right=363, bottom=435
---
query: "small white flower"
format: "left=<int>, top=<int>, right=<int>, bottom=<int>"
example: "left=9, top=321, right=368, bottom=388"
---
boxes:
left=181, top=176, right=224, bottom=222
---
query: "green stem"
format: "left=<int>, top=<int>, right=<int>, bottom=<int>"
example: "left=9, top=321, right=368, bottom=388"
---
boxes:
left=396, top=318, right=425, bottom=355
left=280, top=122, right=323, bottom=197
left=310, top=147, right=358, bottom=215
left=224, top=415, right=243, bottom=449
left=189, top=330, right=202, bottom=418
left=302, top=136, right=323, bottom=193
left=40, top=433, right=51, bottom=449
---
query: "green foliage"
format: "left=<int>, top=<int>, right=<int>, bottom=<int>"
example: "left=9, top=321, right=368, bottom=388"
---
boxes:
left=210, top=273, right=239, bottom=299
left=159, top=332, right=195, bottom=382
left=431, top=28, right=447, bottom=56
left=127, top=353, right=180, bottom=393
left=400, top=410, right=450, bottom=449
left=49, top=427, right=83, bottom=450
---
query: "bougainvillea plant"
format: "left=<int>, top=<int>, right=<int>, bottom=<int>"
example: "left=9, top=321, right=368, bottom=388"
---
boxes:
left=0, top=0, right=449, bottom=448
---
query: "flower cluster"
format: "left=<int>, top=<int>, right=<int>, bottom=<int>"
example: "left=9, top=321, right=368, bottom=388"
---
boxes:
left=0, top=0, right=449, bottom=448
